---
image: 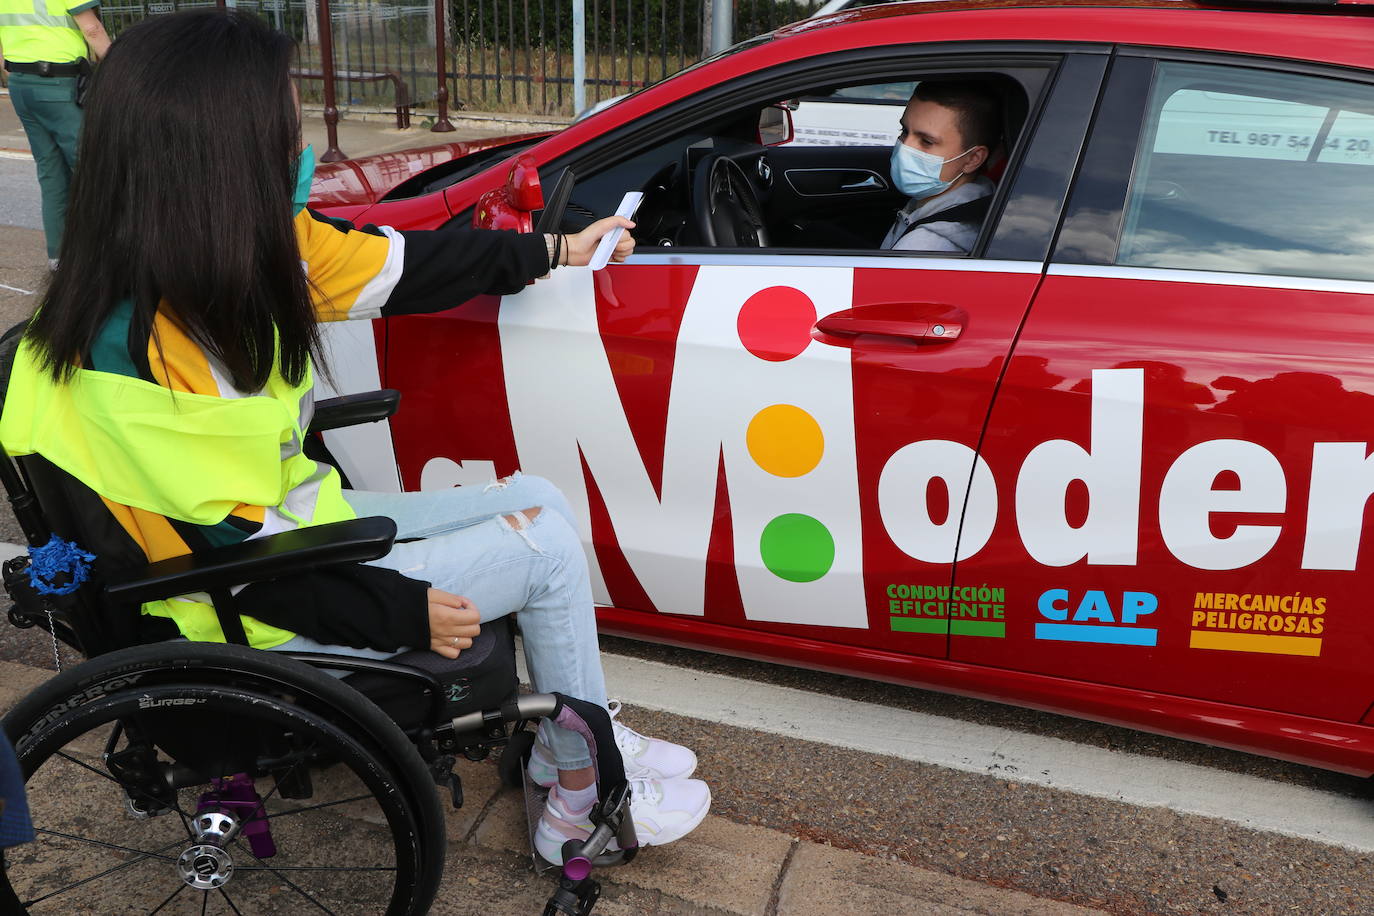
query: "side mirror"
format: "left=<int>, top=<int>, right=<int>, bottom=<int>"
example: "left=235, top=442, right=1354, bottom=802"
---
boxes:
left=472, top=154, right=545, bottom=234
left=507, top=154, right=545, bottom=212
left=758, top=104, right=794, bottom=146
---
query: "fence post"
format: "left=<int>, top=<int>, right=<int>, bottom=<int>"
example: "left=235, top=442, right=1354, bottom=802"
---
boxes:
left=431, top=0, right=456, bottom=131
left=709, top=0, right=733, bottom=54
left=572, top=0, right=586, bottom=115
left=316, top=0, right=347, bottom=161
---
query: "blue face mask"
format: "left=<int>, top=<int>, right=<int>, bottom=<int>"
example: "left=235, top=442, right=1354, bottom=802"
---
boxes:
left=889, top=141, right=973, bottom=200
left=293, top=144, right=316, bottom=214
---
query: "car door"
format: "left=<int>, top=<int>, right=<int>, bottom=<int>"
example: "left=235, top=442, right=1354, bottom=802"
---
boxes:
left=385, top=48, right=1106, bottom=664
left=952, top=50, right=1374, bottom=721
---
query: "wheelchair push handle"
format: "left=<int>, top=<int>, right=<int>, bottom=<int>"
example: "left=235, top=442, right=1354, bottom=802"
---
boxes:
left=0, top=445, right=51, bottom=547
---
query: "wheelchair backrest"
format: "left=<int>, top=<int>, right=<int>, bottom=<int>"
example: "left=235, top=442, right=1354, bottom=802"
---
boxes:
left=0, top=321, right=161, bottom=657
left=4, top=451, right=160, bottom=657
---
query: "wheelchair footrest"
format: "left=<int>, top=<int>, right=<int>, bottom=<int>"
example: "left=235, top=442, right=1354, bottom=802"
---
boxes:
left=523, top=779, right=631, bottom=875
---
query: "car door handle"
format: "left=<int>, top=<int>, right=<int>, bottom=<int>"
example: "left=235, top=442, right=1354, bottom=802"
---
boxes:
left=840, top=175, right=881, bottom=190
left=813, top=312, right=963, bottom=345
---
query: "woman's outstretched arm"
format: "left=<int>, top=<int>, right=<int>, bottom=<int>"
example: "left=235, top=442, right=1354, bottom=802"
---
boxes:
left=299, top=209, right=633, bottom=321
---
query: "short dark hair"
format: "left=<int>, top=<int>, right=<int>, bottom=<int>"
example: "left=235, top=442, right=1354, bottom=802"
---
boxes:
left=912, top=80, right=1002, bottom=153
left=27, top=10, right=320, bottom=392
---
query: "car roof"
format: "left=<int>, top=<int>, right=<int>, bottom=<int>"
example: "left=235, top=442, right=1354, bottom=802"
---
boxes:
left=789, top=0, right=1374, bottom=30
left=753, top=0, right=1374, bottom=72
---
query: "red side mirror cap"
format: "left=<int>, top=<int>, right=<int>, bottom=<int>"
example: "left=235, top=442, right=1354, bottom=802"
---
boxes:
left=508, top=155, right=545, bottom=212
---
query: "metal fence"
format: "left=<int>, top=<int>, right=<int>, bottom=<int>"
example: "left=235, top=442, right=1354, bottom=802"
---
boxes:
left=450, top=0, right=702, bottom=117
left=98, top=0, right=832, bottom=123
left=450, top=0, right=830, bottom=116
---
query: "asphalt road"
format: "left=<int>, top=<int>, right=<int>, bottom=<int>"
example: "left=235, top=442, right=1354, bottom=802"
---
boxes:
left=0, top=156, right=42, bottom=232
left=2, top=163, right=1374, bottom=915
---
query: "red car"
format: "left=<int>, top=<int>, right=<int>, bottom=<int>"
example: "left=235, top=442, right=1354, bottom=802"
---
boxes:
left=308, top=0, right=1374, bottom=778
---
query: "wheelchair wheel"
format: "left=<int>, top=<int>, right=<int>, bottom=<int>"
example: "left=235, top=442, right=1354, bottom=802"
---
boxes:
left=1, top=643, right=446, bottom=915
left=498, top=727, right=537, bottom=789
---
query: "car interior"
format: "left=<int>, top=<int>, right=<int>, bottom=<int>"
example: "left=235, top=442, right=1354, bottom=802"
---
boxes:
left=545, top=71, right=1033, bottom=254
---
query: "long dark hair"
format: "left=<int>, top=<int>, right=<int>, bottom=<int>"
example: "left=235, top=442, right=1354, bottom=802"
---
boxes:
left=26, top=9, right=321, bottom=391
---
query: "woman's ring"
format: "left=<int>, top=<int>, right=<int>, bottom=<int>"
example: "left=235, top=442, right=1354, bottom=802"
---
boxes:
left=451, top=637, right=459, bottom=648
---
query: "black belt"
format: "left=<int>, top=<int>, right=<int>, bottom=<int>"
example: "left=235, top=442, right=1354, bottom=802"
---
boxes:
left=3, top=59, right=88, bottom=77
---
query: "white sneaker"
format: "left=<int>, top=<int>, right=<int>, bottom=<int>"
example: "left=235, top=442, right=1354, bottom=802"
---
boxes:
left=533, top=778, right=712, bottom=865
left=526, top=701, right=698, bottom=787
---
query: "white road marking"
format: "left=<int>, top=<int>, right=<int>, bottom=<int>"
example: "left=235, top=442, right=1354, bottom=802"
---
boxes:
left=0, top=282, right=35, bottom=295
left=560, top=650, right=1374, bottom=853
left=0, top=150, right=33, bottom=161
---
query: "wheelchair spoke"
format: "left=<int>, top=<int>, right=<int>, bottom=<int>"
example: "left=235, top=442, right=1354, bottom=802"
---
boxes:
left=234, top=849, right=339, bottom=916
left=234, top=829, right=403, bottom=915
left=13, top=664, right=431, bottom=915
left=23, top=837, right=184, bottom=907
left=147, top=881, right=188, bottom=916
left=32, top=828, right=180, bottom=862
left=234, top=866, right=398, bottom=872
left=254, top=739, right=322, bottom=810
left=217, top=887, right=245, bottom=916
left=232, top=833, right=398, bottom=875
left=52, top=749, right=195, bottom=838
left=239, top=792, right=377, bottom=824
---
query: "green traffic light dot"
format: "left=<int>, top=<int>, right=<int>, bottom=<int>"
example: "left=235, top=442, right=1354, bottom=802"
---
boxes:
left=760, top=514, right=835, bottom=583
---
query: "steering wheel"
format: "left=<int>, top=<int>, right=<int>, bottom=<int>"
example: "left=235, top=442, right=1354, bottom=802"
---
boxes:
left=691, top=154, right=770, bottom=247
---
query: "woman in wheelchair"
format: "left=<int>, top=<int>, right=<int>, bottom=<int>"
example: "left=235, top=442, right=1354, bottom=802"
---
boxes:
left=0, top=6, right=709, bottom=905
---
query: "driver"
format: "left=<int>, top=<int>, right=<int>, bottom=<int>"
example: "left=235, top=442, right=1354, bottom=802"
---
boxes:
left=881, top=80, right=1002, bottom=253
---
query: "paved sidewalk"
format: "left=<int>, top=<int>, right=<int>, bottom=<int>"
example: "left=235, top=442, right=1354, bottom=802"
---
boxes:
left=0, top=658, right=1106, bottom=915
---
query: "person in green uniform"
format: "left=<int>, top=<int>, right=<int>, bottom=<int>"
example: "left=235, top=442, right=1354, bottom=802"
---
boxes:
left=0, top=0, right=110, bottom=265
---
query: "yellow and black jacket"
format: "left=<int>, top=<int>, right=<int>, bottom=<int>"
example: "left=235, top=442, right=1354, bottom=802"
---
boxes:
left=0, top=209, right=548, bottom=650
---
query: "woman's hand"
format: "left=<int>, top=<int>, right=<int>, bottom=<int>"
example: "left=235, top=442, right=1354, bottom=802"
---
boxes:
left=428, top=588, right=481, bottom=658
left=562, top=216, right=636, bottom=267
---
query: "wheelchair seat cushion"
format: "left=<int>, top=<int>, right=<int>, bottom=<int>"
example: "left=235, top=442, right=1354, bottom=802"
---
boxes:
left=341, top=615, right=519, bottom=730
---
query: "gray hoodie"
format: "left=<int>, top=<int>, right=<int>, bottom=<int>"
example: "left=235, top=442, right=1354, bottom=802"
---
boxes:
left=880, top=176, right=993, bottom=253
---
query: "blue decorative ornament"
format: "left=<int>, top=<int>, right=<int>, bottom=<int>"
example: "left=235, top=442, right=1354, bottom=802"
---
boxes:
left=26, top=537, right=95, bottom=596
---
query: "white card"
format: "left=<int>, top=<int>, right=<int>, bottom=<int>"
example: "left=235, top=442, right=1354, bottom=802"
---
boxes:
left=589, top=191, right=644, bottom=271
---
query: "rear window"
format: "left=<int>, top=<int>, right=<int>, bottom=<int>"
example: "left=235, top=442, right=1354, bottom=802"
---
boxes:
left=1117, top=61, right=1374, bottom=282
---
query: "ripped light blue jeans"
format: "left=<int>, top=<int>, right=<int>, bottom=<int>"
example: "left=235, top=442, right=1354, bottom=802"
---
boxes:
left=268, top=473, right=607, bottom=770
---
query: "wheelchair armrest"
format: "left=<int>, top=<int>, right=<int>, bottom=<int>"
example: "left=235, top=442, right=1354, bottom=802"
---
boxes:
left=309, top=389, right=401, bottom=432
left=103, top=516, right=398, bottom=605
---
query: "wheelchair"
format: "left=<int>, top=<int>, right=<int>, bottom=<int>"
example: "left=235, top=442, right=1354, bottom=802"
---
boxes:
left=0, top=386, right=637, bottom=916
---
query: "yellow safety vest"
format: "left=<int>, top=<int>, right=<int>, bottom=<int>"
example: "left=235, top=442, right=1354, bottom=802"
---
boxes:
left=0, top=338, right=356, bottom=648
left=0, top=0, right=92, bottom=65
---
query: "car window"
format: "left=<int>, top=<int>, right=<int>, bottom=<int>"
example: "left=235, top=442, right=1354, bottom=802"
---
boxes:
left=1117, top=61, right=1374, bottom=282
left=788, top=81, right=917, bottom=146
left=552, top=65, right=1041, bottom=255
